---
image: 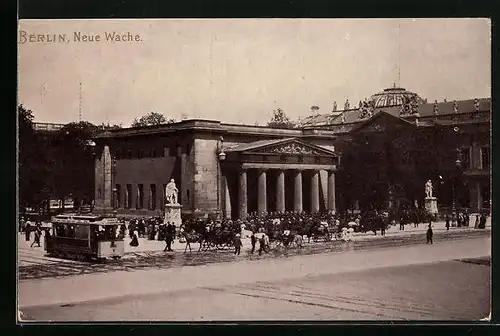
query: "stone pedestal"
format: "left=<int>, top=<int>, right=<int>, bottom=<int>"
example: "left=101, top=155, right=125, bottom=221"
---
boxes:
left=164, top=203, right=183, bottom=228
left=424, top=197, right=438, bottom=215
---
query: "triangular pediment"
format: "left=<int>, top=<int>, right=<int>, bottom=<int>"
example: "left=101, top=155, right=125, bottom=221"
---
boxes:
left=232, top=138, right=337, bottom=157
left=350, top=111, right=415, bottom=134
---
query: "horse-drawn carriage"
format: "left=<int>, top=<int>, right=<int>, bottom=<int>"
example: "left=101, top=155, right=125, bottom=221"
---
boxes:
left=309, top=221, right=342, bottom=242
left=180, top=222, right=236, bottom=252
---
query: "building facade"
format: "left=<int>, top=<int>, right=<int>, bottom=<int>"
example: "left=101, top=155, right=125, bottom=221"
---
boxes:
left=93, top=86, right=491, bottom=219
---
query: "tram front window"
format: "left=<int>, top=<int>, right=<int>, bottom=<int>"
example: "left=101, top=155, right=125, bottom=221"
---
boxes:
left=102, top=226, right=117, bottom=240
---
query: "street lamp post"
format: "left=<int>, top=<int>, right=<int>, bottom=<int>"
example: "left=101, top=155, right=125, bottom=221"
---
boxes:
left=452, top=148, right=462, bottom=216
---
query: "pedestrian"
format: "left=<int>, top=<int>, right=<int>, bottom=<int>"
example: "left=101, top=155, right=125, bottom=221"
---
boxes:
left=478, top=214, right=486, bottom=229
left=258, top=234, right=267, bottom=256
left=380, top=217, right=386, bottom=237
left=25, top=220, right=32, bottom=240
left=234, top=233, right=242, bottom=255
left=30, top=228, right=41, bottom=247
left=130, top=230, right=139, bottom=247
left=474, top=214, right=480, bottom=229
left=445, top=215, right=450, bottom=231
left=128, top=220, right=135, bottom=239
left=250, top=232, right=257, bottom=254
left=164, top=222, right=176, bottom=252
left=19, top=217, right=25, bottom=234
left=426, top=223, right=433, bottom=244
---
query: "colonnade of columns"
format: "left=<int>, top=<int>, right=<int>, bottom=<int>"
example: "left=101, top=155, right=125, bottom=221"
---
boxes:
left=234, top=168, right=336, bottom=220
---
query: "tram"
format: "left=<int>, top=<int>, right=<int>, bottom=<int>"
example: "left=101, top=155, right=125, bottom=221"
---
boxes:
left=45, top=214, right=124, bottom=261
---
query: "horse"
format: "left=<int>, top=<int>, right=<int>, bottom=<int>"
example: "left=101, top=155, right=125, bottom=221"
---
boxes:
left=181, top=230, right=204, bottom=252
left=274, top=231, right=303, bottom=251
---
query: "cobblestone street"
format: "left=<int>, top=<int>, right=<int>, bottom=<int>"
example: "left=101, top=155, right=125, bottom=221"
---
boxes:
left=18, top=234, right=490, bottom=321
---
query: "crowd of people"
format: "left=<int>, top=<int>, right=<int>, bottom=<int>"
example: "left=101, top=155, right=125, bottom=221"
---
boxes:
left=19, top=207, right=490, bottom=254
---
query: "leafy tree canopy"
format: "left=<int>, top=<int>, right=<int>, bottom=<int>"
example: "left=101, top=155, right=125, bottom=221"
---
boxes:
left=267, top=108, right=296, bottom=129
left=131, top=111, right=176, bottom=127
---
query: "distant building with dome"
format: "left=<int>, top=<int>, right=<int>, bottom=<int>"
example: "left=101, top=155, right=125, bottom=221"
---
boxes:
left=92, top=84, right=491, bottom=222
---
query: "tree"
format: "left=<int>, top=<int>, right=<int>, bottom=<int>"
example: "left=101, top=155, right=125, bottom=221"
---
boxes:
left=52, top=122, right=100, bottom=209
left=267, top=108, right=296, bottom=129
left=131, top=112, right=176, bottom=127
left=18, top=105, right=52, bottom=212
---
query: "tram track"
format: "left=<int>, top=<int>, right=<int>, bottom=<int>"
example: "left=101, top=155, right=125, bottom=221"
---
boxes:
left=18, top=229, right=490, bottom=281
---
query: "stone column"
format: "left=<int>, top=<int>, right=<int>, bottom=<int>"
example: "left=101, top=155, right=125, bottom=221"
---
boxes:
left=222, top=173, right=232, bottom=219
left=327, top=170, right=336, bottom=213
left=293, top=170, right=303, bottom=213
left=257, top=169, right=267, bottom=214
left=276, top=170, right=285, bottom=213
left=239, top=169, right=248, bottom=220
left=311, top=170, right=320, bottom=213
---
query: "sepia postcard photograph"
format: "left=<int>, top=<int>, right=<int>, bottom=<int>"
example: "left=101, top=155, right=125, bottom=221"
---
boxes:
left=17, top=18, right=491, bottom=322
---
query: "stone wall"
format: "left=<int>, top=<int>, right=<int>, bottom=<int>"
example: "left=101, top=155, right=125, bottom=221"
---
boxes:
left=192, top=137, right=220, bottom=212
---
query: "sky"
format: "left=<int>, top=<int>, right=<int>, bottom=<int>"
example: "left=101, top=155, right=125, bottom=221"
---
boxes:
left=18, top=19, right=491, bottom=126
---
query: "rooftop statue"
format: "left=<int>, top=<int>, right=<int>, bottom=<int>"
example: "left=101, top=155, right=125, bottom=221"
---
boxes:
left=344, top=99, right=350, bottom=110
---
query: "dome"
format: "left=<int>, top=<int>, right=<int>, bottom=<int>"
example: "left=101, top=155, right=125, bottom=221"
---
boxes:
left=369, top=86, right=426, bottom=108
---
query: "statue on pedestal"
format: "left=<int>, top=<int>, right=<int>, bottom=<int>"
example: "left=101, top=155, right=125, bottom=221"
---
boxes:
left=425, top=180, right=433, bottom=198
left=165, top=179, right=179, bottom=205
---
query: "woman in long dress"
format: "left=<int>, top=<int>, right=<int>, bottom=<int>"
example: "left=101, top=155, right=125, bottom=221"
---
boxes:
left=130, top=230, right=139, bottom=247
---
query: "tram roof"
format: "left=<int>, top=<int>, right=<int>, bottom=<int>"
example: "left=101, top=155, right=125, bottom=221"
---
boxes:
left=52, top=214, right=120, bottom=225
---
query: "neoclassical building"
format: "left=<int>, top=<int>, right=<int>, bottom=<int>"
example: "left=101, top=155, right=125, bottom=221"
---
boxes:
left=93, top=86, right=491, bottom=219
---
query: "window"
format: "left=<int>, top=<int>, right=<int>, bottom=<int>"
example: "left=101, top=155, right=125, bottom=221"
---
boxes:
left=137, top=184, right=144, bottom=209
left=169, top=146, right=176, bottom=157
left=115, top=184, right=121, bottom=208
left=150, top=184, right=156, bottom=210
left=126, top=184, right=132, bottom=208
left=460, top=147, right=471, bottom=170
left=481, top=146, right=490, bottom=170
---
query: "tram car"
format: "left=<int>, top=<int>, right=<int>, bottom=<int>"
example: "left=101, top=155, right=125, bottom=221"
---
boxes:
left=45, top=214, right=124, bottom=261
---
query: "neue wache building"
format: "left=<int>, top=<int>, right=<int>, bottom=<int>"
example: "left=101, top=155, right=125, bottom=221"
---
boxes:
left=93, top=86, right=491, bottom=220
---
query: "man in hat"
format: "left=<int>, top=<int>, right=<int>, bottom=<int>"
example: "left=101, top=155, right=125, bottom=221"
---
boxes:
left=164, top=222, right=176, bottom=252
left=426, top=222, right=434, bottom=244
